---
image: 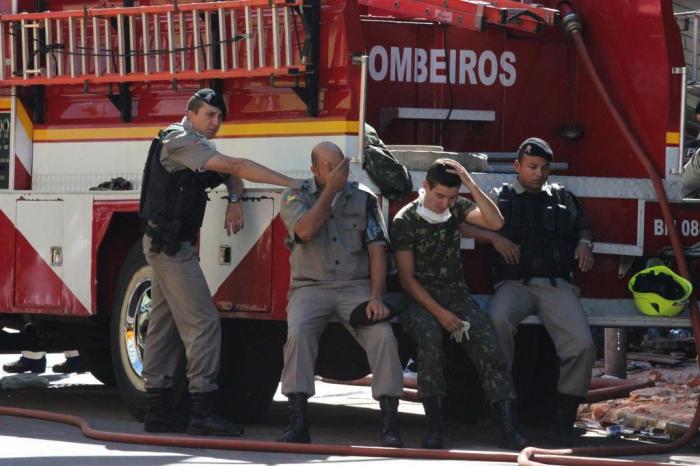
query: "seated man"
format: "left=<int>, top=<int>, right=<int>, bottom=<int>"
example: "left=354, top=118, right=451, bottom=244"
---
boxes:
left=463, top=137, right=596, bottom=446
left=277, top=141, right=404, bottom=447
left=391, top=159, right=527, bottom=450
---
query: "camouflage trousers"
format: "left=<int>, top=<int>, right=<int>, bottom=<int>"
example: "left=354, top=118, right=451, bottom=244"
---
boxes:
left=400, top=287, right=516, bottom=404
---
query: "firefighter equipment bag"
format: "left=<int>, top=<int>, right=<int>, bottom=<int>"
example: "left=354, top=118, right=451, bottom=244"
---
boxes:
left=363, top=124, right=413, bottom=200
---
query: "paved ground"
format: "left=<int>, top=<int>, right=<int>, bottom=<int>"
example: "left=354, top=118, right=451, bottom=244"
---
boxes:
left=1, top=353, right=699, bottom=465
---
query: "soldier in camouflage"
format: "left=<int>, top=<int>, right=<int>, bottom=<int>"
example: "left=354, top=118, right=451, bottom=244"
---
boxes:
left=391, top=159, right=527, bottom=450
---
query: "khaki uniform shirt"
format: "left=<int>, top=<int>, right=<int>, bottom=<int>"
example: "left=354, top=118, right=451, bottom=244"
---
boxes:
left=280, top=179, right=387, bottom=289
left=160, top=117, right=220, bottom=173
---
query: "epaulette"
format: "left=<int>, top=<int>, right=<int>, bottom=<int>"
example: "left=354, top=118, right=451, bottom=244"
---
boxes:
left=356, top=181, right=377, bottom=197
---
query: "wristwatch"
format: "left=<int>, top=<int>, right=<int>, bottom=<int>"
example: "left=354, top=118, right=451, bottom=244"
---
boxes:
left=227, top=193, right=241, bottom=204
left=578, top=239, right=593, bottom=249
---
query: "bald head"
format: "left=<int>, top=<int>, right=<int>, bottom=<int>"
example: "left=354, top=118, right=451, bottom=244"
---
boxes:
left=311, top=141, right=344, bottom=167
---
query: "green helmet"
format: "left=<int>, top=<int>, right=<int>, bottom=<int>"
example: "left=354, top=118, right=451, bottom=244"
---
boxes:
left=628, top=265, right=693, bottom=317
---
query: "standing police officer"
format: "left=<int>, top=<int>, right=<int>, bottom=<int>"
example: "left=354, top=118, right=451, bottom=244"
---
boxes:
left=139, top=88, right=301, bottom=436
left=463, top=137, right=596, bottom=446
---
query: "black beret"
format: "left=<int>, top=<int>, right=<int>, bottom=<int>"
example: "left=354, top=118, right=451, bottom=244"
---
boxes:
left=518, top=137, right=553, bottom=162
left=193, top=88, right=227, bottom=121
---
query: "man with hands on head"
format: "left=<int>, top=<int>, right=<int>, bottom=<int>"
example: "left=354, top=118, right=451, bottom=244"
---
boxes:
left=277, top=142, right=404, bottom=447
left=139, top=88, right=303, bottom=437
left=391, top=158, right=528, bottom=451
left=461, top=137, right=596, bottom=447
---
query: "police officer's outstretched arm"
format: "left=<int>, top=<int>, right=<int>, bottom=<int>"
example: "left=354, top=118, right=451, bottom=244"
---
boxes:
left=203, top=154, right=298, bottom=188
left=442, top=159, right=503, bottom=230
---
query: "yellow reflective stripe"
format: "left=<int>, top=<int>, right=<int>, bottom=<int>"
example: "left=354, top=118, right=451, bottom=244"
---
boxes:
left=15, top=99, right=33, bottom=139
left=666, top=132, right=680, bottom=145
left=34, top=120, right=360, bottom=141
left=0, top=97, right=10, bottom=111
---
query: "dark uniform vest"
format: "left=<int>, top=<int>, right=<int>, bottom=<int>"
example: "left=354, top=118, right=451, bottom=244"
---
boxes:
left=491, top=183, right=577, bottom=284
left=139, top=124, right=225, bottom=255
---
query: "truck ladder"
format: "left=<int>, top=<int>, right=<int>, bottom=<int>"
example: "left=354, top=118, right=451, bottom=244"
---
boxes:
left=0, top=0, right=306, bottom=87
left=358, top=0, right=558, bottom=33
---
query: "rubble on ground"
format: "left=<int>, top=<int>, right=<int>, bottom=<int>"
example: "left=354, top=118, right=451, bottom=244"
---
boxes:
left=579, top=335, right=699, bottom=439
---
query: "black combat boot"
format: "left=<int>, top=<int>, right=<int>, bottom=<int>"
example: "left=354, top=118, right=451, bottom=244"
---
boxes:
left=187, top=392, right=244, bottom=437
left=494, top=399, right=528, bottom=450
left=3, top=356, right=46, bottom=374
left=551, top=393, right=584, bottom=447
left=144, top=388, right=187, bottom=433
left=277, top=393, right=311, bottom=443
left=379, top=396, right=404, bottom=447
left=421, top=396, right=445, bottom=449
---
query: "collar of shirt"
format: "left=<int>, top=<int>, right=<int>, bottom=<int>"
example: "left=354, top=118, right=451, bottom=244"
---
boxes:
left=513, top=177, right=553, bottom=196
left=180, top=116, right=216, bottom=151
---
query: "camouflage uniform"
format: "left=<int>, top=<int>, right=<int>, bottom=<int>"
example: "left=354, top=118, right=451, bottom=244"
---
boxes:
left=392, top=197, right=516, bottom=403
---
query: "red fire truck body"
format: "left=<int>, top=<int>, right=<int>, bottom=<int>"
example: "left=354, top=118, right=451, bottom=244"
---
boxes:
left=0, top=0, right=693, bottom=419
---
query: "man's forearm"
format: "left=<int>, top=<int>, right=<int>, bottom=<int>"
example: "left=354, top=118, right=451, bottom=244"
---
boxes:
left=368, top=243, right=387, bottom=299
left=399, top=274, right=445, bottom=318
left=225, top=175, right=244, bottom=196
left=459, top=222, right=498, bottom=244
left=466, top=182, right=503, bottom=230
left=293, top=188, right=335, bottom=241
left=234, top=159, right=294, bottom=187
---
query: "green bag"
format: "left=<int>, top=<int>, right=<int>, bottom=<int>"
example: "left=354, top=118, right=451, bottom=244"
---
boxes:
left=362, top=124, right=413, bottom=200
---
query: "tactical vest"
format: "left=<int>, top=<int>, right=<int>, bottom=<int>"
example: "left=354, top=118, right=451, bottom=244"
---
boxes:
left=491, top=183, right=577, bottom=284
left=139, top=125, right=225, bottom=255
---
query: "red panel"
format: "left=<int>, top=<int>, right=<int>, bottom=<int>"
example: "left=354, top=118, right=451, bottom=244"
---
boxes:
left=14, top=228, right=62, bottom=308
left=214, top=224, right=273, bottom=313
left=644, top=202, right=700, bottom=254
left=581, top=198, right=638, bottom=245
left=13, top=155, right=31, bottom=190
left=0, top=210, right=15, bottom=311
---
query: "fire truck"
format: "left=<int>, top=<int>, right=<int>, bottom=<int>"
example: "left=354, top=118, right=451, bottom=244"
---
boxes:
left=0, top=0, right=695, bottom=423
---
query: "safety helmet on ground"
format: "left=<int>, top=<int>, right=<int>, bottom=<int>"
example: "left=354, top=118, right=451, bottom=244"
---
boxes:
left=628, top=265, right=693, bottom=317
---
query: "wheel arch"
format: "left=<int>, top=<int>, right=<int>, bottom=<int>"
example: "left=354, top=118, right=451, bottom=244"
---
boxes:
left=95, top=210, right=141, bottom=317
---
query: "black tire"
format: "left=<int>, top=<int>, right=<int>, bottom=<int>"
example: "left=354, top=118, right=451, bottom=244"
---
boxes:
left=218, top=319, right=284, bottom=423
left=79, top=344, right=117, bottom=387
left=110, top=241, right=152, bottom=421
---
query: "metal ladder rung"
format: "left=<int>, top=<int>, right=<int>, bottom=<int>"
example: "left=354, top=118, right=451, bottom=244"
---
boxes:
left=1, top=1, right=305, bottom=86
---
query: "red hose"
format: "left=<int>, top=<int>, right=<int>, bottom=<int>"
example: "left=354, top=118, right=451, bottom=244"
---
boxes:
left=585, top=381, right=654, bottom=403
left=0, top=405, right=670, bottom=466
left=516, top=3, right=700, bottom=464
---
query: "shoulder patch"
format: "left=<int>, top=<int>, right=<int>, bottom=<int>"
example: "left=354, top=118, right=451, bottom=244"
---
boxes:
left=284, top=193, right=298, bottom=205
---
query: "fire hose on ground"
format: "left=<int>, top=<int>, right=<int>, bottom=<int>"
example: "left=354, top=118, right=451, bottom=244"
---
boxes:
left=0, top=2, right=698, bottom=466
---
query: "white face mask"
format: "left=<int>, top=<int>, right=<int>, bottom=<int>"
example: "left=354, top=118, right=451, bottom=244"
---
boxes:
left=416, top=188, right=452, bottom=224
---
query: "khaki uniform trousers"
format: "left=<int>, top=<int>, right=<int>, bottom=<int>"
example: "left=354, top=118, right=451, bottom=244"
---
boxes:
left=281, top=280, right=403, bottom=399
left=142, top=235, right=221, bottom=393
left=489, top=278, right=596, bottom=398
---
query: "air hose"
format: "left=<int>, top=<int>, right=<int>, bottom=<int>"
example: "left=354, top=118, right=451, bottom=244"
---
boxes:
left=0, top=3, right=696, bottom=466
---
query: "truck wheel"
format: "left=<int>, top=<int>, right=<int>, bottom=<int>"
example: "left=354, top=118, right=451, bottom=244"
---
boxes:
left=218, top=319, right=284, bottom=422
left=110, top=242, right=151, bottom=421
left=79, top=345, right=116, bottom=387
